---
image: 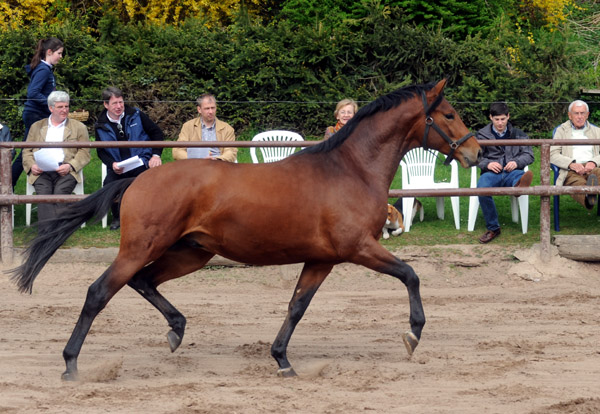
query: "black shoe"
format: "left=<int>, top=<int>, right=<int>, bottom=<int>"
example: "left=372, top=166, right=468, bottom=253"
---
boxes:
left=585, top=174, right=598, bottom=210
left=479, top=228, right=501, bottom=244
left=110, top=218, right=120, bottom=231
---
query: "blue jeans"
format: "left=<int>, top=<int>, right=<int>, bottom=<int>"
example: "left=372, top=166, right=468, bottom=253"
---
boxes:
left=478, top=170, right=526, bottom=231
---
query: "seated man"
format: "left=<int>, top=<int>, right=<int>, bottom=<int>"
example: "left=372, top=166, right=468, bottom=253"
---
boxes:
left=550, top=99, right=600, bottom=210
left=95, top=86, right=164, bottom=230
left=475, top=102, right=534, bottom=244
left=0, top=121, right=12, bottom=158
left=22, top=91, right=90, bottom=232
left=173, top=94, right=237, bottom=162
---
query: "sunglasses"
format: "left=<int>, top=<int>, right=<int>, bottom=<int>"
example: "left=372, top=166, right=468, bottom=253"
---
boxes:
left=116, top=122, right=125, bottom=138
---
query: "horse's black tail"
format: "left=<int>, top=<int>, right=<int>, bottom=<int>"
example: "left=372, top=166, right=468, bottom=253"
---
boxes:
left=8, top=177, right=136, bottom=294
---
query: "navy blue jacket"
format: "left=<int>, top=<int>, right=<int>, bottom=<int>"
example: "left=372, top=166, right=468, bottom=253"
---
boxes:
left=23, top=63, right=55, bottom=118
left=95, top=106, right=164, bottom=168
left=0, top=122, right=14, bottom=158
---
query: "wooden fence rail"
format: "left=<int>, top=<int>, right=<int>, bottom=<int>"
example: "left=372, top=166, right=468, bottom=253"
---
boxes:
left=2, top=139, right=600, bottom=264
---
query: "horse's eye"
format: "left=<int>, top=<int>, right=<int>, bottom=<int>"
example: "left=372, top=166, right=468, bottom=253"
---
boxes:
left=444, top=113, right=455, bottom=120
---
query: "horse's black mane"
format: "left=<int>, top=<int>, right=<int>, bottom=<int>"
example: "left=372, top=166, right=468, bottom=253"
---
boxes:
left=298, top=81, right=437, bottom=155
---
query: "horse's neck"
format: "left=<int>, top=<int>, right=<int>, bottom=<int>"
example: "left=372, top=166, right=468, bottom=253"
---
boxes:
left=337, top=112, right=419, bottom=189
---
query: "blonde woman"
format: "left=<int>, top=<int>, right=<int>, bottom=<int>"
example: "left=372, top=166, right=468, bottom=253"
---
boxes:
left=324, top=99, right=358, bottom=139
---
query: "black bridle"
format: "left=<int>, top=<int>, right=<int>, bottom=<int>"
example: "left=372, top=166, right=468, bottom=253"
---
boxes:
left=421, top=90, right=474, bottom=165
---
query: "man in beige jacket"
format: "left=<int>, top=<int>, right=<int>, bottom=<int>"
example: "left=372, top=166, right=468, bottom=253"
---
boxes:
left=174, top=94, right=237, bottom=162
left=550, top=99, right=600, bottom=209
left=22, top=91, right=90, bottom=230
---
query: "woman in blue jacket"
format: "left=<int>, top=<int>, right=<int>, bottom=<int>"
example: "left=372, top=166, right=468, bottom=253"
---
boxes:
left=12, top=37, right=64, bottom=188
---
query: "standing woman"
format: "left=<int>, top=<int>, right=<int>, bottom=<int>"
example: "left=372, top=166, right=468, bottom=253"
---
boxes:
left=12, top=37, right=64, bottom=188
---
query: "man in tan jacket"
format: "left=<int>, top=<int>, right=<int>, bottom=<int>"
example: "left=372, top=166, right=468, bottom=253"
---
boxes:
left=22, top=91, right=90, bottom=230
left=174, top=94, right=237, bottom=162
left=550, top=99, right=600, bottom=209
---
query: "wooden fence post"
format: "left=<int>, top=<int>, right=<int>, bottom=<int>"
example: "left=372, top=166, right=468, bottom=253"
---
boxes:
left=0, top=148, right=14, bottom=264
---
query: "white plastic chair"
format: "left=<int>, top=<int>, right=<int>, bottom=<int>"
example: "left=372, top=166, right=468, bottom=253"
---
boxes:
left=400, top=148, right=460, bottom=232
left=26, top=170, right=85, bottom=227
left=467, top=166, right=529, bottom=234
left=250, top=130, right=304, bottom=163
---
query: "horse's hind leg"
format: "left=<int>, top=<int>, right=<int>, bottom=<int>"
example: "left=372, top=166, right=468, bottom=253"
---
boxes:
left=352, top=238, right=426, bottom=355
left=271, top=262, right=334, bottom=377
left=62, top=259, right=144, bottom=381
left=128, top=241, right=215, bottom=352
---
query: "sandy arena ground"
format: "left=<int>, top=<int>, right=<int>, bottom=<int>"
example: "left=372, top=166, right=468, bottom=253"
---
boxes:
left=1, top=244, right=599, bottom=414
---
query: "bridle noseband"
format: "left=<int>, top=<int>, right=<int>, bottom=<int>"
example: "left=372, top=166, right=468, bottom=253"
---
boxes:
left=421, top=90, right=474, bottom=165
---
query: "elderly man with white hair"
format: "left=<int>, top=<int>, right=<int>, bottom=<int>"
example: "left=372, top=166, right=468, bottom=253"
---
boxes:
left=551, top=99, right=600, bottom=209
left=22, top=90, right=90, bottom=231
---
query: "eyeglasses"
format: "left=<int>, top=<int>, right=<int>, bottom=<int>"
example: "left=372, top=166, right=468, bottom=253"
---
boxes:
left=116, top=122, right=125, bottom=138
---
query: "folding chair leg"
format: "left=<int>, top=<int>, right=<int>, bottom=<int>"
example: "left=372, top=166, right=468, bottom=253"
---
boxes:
left=510, top=197, right=519, bottom=223
left=518, top=195, right=529, bottom=234
left=435, top=197, right=445, bottom=220
left=450, top=196, right=460, bottom=230
left=553, top=195, right=560, bottom=232
left=402, top=197, right=415, bottom=232
left=101, top=163, right=107, bottom=228
left=467, top=196, right=479, bottom=232
left=25, top=203, right=31, bottom=226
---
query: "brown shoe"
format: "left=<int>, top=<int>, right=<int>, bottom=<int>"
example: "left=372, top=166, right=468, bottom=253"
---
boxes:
left=514, top=171, right=533, bottom=197
left=585, top=174, right=598, bottom=209
left=479, top=228, right=501, bottom=244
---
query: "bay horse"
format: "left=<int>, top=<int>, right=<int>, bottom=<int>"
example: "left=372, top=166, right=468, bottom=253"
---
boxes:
left=10, top=79, right=481, bottom=380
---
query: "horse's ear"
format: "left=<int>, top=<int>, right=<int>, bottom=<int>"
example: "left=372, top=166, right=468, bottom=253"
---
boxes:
left=432, top=79, right=447, bottom=96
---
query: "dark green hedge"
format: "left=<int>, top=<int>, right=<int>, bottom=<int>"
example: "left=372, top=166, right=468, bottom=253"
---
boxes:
left=0, top=9, right=590, bottom=141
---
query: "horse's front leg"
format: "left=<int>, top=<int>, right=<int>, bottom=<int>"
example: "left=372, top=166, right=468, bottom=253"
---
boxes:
left=353, top=239, right=425, bottom=355
left=271, top=262, right=334, bottom=377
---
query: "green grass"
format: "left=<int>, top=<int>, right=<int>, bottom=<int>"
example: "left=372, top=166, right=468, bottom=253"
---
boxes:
left=11, top=145, right=600, bottom=249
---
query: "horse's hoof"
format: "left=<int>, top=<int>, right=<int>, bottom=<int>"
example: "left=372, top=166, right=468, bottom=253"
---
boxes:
left=277, top=367, right=297, bottom=377
left=61, top=370, right=78, bottom=381
left=167, top=330, right=182, bottom=352
left=402, top=331, right=419, bottom=356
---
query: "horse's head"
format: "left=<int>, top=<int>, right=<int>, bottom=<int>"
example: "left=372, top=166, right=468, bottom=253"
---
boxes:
left=417, top=79, right=481, bottom=168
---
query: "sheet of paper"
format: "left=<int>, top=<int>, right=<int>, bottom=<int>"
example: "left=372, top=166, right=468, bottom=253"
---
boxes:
left=187, top=147, right=210, bottom=159
left=116, top=155, right=144, bottom=173
left=34, top=148, right=64, bottom=171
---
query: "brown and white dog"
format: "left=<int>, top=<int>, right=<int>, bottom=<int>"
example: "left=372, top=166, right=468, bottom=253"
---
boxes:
left=382, top=204, right=404, bottom=239
left=382, top=200, right=424, bottom=239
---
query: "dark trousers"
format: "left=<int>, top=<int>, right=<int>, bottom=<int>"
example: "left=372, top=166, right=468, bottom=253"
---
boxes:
left=12, top=152, right=23, bottom=188
left=103, top=164, right=147, bottom=220
left=32, top=172, right=77, bottom=231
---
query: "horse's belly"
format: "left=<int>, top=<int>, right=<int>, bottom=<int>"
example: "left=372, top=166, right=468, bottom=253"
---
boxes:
left=192, top=229, right=342, bottom=266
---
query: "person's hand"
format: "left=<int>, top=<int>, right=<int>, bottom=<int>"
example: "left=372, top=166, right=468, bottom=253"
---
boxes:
left=584, top=161, right=596, bottom=174
left=487, top=161, right=503, bottom=173
left=56, top=163, right=71, bottom=176
left=112, top=162, right=124, bottom=174
left=569, top=162, right=585, bottom=175
left=31, top=164, right=43, bottom=176
left=149, top=156, right=162, bottom=168
left=503, top=161, right=517, bottom=172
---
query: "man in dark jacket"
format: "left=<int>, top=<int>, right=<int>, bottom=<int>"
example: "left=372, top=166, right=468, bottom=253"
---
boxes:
left=95, top=86, right=164, bottom=230
left=0, top=122, right=11, bottom=143
left=475, top=102, right=534, bottom=243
